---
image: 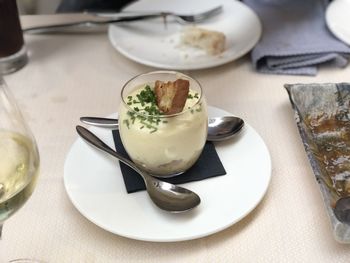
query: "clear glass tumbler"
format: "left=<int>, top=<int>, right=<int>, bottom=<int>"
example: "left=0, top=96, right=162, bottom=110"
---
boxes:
left=119, top=71, right=208, bottom=178
left=0, top=0, right=28, bottom=75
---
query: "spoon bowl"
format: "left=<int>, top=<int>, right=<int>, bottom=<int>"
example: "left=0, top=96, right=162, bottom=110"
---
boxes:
left=207, top=116, right=244, bottom=141
left=76, top=125, right=200, bottom=213
left=80, top=116, right=244, bottom=141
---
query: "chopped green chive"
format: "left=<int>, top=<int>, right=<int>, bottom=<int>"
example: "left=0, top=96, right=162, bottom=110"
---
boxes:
left=124, top=84, right=200, bottom=132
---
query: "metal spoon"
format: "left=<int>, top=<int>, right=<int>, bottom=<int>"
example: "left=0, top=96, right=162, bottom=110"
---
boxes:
left=76, top=125, right=201, bottom=213
left=207, top=116, right=244, bottom=142
left=80, top=116, right=244, bottom=141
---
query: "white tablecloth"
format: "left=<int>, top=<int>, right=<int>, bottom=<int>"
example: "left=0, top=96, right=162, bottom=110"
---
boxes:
left=1, top=15, right=350, bottom=262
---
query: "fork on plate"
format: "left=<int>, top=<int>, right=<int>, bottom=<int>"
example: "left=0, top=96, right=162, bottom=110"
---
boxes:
left=23, top=6, right=223, bottom=34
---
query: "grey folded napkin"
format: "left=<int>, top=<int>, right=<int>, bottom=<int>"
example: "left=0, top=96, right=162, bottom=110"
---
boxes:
left=243, top=0, right=350, bottom=75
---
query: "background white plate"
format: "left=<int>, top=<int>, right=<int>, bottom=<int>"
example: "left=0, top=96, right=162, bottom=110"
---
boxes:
left=108, top=0, right=262, bottom=70
left=64, top=106, right=271, bottom=242
left=326, top=0, right=350, bottom=46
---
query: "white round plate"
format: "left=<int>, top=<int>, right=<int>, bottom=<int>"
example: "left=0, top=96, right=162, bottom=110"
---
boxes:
left=108, top=0, right=262, bottom=70
left=64, top=106, right=271, bottom=242
left=326, top=0, right=350, bottom=46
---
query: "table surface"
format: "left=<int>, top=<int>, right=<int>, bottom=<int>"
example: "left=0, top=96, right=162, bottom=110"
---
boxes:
left=1, top=15, right=350, bottom=262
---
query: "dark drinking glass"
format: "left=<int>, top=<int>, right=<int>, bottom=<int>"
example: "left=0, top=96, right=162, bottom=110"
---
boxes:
left=0, top=0, right=28, bottom=74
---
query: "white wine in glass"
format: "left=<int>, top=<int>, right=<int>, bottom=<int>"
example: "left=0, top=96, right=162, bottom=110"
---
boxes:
left=0, top=77, right=40, bottom=238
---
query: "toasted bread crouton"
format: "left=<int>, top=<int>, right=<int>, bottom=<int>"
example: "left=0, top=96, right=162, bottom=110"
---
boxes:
left=181, top=26, right=226, bottom=55
left=155, top=79, right=190, bottom=114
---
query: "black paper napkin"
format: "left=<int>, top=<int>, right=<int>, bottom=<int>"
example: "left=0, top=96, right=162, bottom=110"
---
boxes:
left=112, top=130, right=226, bottom=193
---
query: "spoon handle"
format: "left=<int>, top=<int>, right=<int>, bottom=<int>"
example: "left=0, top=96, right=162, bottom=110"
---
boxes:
left=76, top=125, right=144, bottom=177
left=80, top=117, right=119, bottom=129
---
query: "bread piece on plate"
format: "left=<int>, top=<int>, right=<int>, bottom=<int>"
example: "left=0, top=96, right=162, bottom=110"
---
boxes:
left=155, top=79, right=189, bottom=115
left=181, top=26, right=226, bottom=55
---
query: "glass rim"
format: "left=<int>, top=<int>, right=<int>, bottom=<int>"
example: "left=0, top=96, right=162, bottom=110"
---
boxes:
left=120, top=70, right=203, bottom=118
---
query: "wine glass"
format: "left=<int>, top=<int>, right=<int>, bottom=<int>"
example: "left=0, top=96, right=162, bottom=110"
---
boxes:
left=0, top=76, right=40, bottom=239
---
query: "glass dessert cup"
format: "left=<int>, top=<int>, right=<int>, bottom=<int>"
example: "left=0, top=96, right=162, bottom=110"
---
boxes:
left=119, top=71, right=208, bottom=178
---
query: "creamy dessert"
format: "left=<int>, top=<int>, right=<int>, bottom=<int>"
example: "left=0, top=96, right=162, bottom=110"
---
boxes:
left=119, top=74, right=207, bottom=177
